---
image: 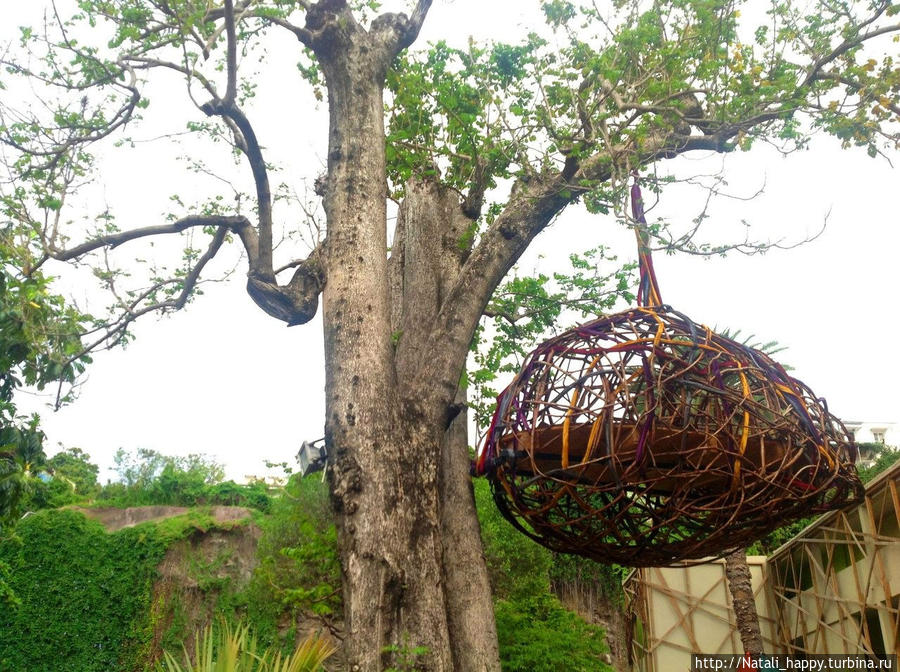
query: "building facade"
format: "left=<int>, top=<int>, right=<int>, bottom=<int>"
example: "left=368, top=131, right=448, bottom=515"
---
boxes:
left=625, top=460, right=900, bottom=670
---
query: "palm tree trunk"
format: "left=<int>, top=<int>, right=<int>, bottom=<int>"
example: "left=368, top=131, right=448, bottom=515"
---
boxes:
left=724, top=549, right=765, bottom=655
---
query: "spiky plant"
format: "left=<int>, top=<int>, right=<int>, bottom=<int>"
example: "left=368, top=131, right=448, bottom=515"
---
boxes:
left=160, top=620, right=335, bottom=672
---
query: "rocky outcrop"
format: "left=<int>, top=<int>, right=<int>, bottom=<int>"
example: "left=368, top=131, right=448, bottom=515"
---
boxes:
left=69, top=505, right=254, bottom=531
left=148, top=519, right=263, bottom=666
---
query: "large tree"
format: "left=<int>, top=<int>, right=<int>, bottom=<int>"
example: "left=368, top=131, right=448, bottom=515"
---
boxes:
left=2, top=0, right=898, bottom=668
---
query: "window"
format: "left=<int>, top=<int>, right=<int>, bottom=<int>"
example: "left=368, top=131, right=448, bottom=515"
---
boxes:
left=872, top=428, right=886, bottom=444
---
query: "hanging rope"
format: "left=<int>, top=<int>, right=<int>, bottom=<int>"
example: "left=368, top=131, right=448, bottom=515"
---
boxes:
left=630, top=176, right=663, bottom=308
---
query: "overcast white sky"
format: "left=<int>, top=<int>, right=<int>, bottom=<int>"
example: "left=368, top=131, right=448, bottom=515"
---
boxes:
left=5, top=1, right=898, bottom=481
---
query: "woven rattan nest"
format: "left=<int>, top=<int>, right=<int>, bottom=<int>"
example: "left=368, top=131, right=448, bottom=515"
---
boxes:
left=477, top=305, right=864, bottom=566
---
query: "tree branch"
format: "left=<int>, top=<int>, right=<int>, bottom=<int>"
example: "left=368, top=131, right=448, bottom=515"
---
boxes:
left=0, top=65, right=141, bottom=159
left=422, top=174, right=573, bottom=404
left=197, top=8, right=276, bottom=281
left=52, top=227, right=234, bottom=408
left=126, top=15, right=275, bottom=283
left=223, top=0, right=238, bottom=105
left=200, top=101, right=275, bottom=279
left=174, top=225, right=229, bottom=310
left=246, top=246, right=324, bottom=326
left=421, top=119, right=757, bottom=406
left=46, top=214, right=256, bottom=263
left=257, top=13, right=316, bottom=46
left=814, top=70, right=900, bottom=118
left=800, top=18, right=900, bottom=88
left=399, top=0, right=433, bottom=51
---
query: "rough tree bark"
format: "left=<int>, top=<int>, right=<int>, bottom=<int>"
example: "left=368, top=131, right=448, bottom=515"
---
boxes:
left=392, top=181, right=501, bottom=670
left=725, top=550, right=765, bottom=656
left=310, top=7, right=499, bottom=669
left=309, top=11, right=594, bottom=658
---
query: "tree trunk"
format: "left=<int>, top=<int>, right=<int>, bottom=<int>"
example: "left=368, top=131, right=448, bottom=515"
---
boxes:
left=316, top=16, right=499, bottom=670
left=440, top=393, right=501, bottom=671
left=724, top=549, right=765, bottom=656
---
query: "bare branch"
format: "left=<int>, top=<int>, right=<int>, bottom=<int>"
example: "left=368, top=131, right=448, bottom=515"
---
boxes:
left=124, top=55, right=221, bottom=104
left=186, top=5, right=276, bottom=280
left=223, top=0, right=238, bottom=104
left=47, top=214, right=255, bottom=262
left=51, top=227, right=234, bottom=408
left=257, top=13, right=316, bottom=46
left=174, top=226, right=229, bottom=310
left=400, top=0, right=434, bottom=51
left=274, top=258, right=305, bottom=275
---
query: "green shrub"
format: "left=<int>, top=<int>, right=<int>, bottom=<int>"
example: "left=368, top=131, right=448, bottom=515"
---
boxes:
left=0, top=509, right=169, bottom=671
left=473, top=478, right=552, bottom=601
left=47, top=447, right=100, bottom=497
left=246, top=475, right=340, bottom=644
left=208, top=481, right=272, bottom=513
left=495, top=593, right=611, bottom=672
left=94, top=448, right=272, bottom=512
left=859, top=445, right=900, bottom=483
left=548, top=552, right=626, bottom=605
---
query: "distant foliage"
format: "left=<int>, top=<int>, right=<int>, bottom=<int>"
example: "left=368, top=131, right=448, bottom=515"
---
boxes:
left=20, top=447, right=101, bottom=512
left=47, top=447, right=100, bottom=495
left=858, top=443, right=900, bottom=483
left=113, top=448, right=225, bottom=489
left=748, top=516, right=813, bottom=556
left=97, top=448, right=272, bottom=511
left=548, top=552, right=627, bottom=606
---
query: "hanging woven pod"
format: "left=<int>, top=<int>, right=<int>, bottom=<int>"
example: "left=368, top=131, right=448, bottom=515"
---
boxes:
left=475, top=179, right=864, bottom=566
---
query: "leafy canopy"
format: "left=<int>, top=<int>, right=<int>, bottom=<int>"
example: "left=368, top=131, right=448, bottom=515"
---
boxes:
left=0, top=0, right=896, bottom=362
left=0, top=254, right=92, bottom=530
